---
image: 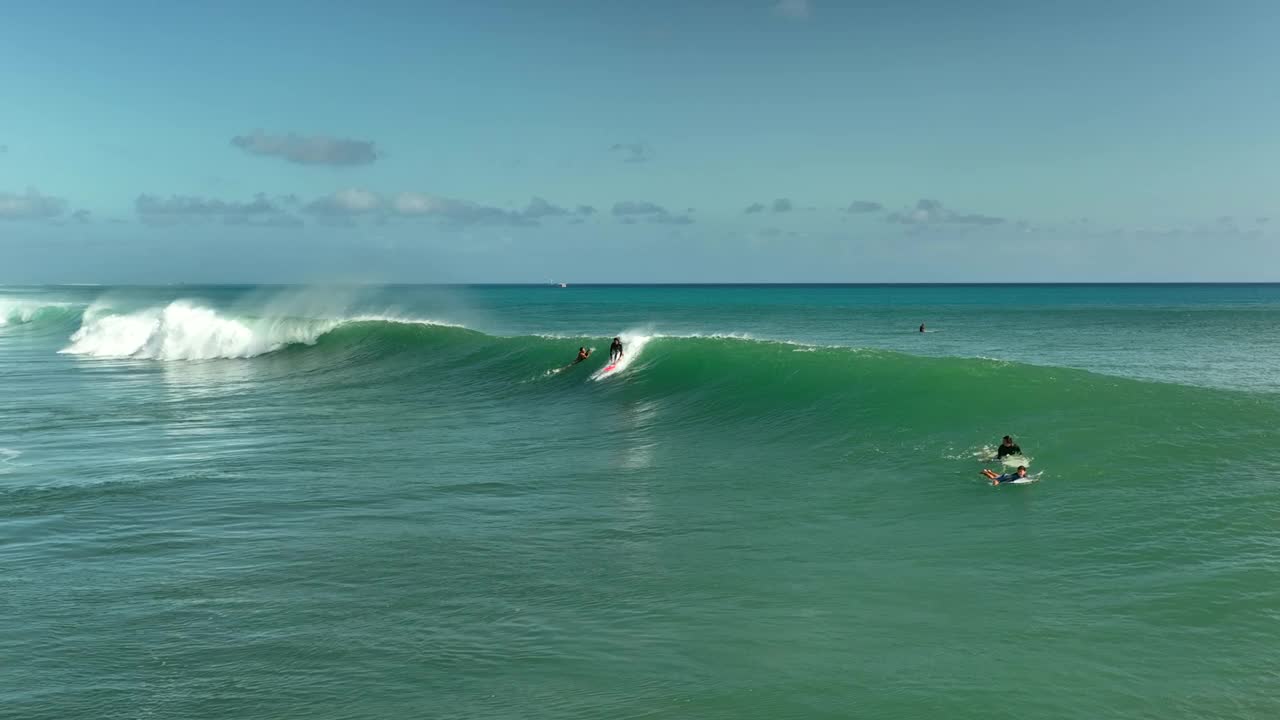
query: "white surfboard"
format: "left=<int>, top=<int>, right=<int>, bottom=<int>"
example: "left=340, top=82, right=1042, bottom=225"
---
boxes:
left=976, top=446, right=1032, bottom=468
left=998, top=454, right=1032, bottom=468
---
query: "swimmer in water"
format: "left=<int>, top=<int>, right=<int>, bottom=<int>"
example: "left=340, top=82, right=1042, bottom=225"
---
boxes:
left=996, top=435, right=1022, bottom=459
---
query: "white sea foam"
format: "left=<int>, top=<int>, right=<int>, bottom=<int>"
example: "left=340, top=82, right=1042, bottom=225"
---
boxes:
left=59, top=301, right=462, bottom=361
left=348, top=314, right=466, bottom=330
left=973, top=445, right=1033, bottom=468
left=655, top=331, right=828, bottom=351
left=0, top=447, right=21, bottom=475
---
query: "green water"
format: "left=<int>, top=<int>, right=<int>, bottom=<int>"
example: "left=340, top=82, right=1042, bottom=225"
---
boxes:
left=3, top=284, right=1279, bottom=719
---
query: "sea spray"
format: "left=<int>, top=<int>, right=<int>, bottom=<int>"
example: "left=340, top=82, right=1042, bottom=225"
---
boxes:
left=591, top=331, right=654, bottom=380
left=60, top=301, right=333, bottom=359
left=58, top=301, right=466, bottom=360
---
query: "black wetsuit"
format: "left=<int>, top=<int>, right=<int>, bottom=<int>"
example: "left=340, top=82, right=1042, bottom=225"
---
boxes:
left=609, top=340, right=623, bottom=362
left=996, top=443, right=1022, bottom=459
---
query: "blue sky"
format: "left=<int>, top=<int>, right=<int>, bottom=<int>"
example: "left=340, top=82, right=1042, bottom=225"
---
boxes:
left=2, top=0, right=1278, bottom=282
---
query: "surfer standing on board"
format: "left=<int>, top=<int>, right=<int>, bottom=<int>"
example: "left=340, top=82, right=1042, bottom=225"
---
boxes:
left=609, top=337, right=623, bottom=364
left=983, top=466, right=1029, bottom=485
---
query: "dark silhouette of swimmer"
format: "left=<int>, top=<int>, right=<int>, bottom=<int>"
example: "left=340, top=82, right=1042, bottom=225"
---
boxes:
left=996, top=435, right=1022, bottom=459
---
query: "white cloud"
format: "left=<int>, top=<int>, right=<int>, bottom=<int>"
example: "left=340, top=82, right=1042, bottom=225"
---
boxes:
left=231, top=131, right=378, bottom=166
left=521, top=197, right=570, bottom=219
left=306, top=188, right=382, bottom=215
left=846, top=200, right=883, bottom=214
left=610, top=142, right=655, bottom=163
left=611, top=200, right=694, bottom=224
left=612, top=200, right=669, bottom=216
left=886, top=198, right=1004, bottom=226
left=0, top=188, right=67, bottom=221
left=391, top=192, right=449, bottom=216
left=391, top=193, right=539, bottom=225
left=744, top=198, right=793, bottom=214
left=135, top=193, right=300, bottom=227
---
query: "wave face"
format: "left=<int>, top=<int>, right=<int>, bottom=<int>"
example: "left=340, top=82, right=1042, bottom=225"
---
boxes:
left=8, top=286, right=1280, bottom=463
left=0, top=299, right=80, bottom=328
left=9, top=282, right=1280, bottom=391
left=44, top=299, right=1278, bottom=461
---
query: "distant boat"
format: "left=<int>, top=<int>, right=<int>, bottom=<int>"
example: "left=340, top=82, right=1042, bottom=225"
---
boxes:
left=556, top=282, right=568, bottom=288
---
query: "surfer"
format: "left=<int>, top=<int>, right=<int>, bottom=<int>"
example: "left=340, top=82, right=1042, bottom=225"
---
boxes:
left=983, top=466, right=1029, bottom=485
left=996, top=435, right=1022, bottom=459
left=573, top=347, right=591, bottom=364
left=609, top=337, right=623, bottom=363
left=919, top=323, right=926, bottom=333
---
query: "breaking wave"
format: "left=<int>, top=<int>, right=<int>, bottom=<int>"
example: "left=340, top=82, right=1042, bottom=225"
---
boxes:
left=59, top=301, right=462, bottom=360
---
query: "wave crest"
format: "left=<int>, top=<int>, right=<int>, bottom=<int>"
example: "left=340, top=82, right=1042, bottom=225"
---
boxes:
left=58, top=301, right=462, bottom=360
left=60, top=301, right=331, bottom=359
left=0, top=300, right=78, bottom=327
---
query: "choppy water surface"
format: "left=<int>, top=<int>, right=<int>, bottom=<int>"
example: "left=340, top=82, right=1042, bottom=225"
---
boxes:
left=3, top=284, right=1279, bottom=719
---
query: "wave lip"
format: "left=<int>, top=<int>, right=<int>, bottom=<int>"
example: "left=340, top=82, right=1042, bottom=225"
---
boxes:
left=0, top=300, right=77, bottom=327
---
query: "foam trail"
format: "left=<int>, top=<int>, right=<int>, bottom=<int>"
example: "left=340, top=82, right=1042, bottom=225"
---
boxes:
left=592, top=332, right=652, bottom=380
left=973, top=445, right=1033, bottom=468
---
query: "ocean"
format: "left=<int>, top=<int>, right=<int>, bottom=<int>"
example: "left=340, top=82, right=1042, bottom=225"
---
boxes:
left=3, top=283, right=1279, bottom=719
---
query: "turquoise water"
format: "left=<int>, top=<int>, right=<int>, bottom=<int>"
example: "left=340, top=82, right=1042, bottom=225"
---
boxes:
left=3, top=284, right=1280, bottom=719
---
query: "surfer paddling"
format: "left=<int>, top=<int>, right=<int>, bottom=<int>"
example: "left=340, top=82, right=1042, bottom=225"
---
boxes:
left=983, top=466, right=1029, bottom=485
left=573, top=347, right=591, bottom=364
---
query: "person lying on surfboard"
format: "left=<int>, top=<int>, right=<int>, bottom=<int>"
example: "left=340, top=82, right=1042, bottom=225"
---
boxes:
left=573, top=347, right=591, bottom=364
left=982, top=466, right=1028, bottom=485
left=609, top=337, right=623, bottom=363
